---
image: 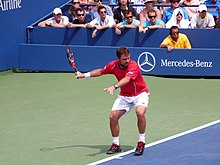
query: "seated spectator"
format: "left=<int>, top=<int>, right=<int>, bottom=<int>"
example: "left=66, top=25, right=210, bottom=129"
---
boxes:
left=115, top=10, right=140, bottom=35
left=38, top=8, right=69, bottom=28
left=67, top=8, right=91, bottom=28
left=139, top=0, right=162, bottom=27
left=86, top=6, right=115, bottom=38
left=90, top=0, right=113, bottom=20
left=166, top=8, right=191, bottom=28
left=113, top=0, right=137, bottom=24
left=69, top=0, right=81, bottom=22
left=190, top=4, right=215, bottom=28
left=160, top=26, right=191, bottom=51
left=139, top=9, right=165, bottom=33
left=182, top=0, right=200, bottom=20
left=162, top=0, right=189, bottom=23
left=158, top=0, right=171, bottom=15
left=205, top=0, right=220, bottom=28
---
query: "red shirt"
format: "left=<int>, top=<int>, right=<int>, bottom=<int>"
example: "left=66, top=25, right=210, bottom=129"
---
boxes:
left=101, top=60, right=149, bottom=96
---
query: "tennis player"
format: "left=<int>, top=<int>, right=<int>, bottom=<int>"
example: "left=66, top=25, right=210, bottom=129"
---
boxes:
left=76, top=46, right=150, bottom=156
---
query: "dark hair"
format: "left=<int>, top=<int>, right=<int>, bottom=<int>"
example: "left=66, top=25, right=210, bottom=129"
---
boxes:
left=75, top=8, right=85, bottom=15
left=169, top=0, right=180, bottom=3
left=116, top=46, right=130, bottom=58
left=118, top=0, right=130, bottom=7
left=147, top=9, right=157, bottom=16
left=170, top=26, right=179, bottom=35
left=98, top=5, right=106, bottom=13
left=124, top=9, right=134, bottom=17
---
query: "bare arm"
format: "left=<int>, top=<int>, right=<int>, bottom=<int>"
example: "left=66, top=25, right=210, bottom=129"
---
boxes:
left=124, top=24, right=139, bottom=28
left=95, top=24, right=110, bottom=30
left=160, top=44, right=173, bottom=51
left=67, top=23, right=86, bottom=28
left=104, top=76, right=131, bottom=95
left=139, top=11, right=146, bottom=27
left=76, top=69, right=103, bottom=79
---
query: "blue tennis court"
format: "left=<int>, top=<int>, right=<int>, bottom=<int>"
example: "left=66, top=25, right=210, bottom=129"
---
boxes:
left=89, top=120, right=220, bottom=165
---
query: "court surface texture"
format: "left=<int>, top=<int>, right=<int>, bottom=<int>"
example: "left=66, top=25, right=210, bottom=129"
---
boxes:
left=0, top=71, right=220, bottom=165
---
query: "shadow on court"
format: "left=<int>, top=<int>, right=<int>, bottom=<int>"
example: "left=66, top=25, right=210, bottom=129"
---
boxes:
left=40, top=144, right=134, bottom=157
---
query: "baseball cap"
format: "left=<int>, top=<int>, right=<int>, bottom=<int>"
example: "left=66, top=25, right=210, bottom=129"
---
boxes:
left=198, top=4, right=207, bottom=12
left=53, top=8, right=62, bottom=15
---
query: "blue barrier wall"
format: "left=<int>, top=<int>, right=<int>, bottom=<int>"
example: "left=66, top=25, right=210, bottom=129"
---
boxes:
left=19, top=44, right=220, bottom=76
left=28, top=27, right=220, bottom=48
left=0, top=0, right=69, bottom=71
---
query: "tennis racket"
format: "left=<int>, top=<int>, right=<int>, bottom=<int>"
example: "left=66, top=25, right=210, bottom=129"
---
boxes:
left=66, top=45, right=79, bottom=75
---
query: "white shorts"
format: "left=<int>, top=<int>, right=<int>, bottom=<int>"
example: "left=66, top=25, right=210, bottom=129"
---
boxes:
left=112, top=92, right=150, bottom=114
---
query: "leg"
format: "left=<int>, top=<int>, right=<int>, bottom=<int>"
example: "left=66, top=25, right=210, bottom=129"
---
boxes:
left=134, top=105, right=147, bottom=156
left=136, top=105, right=146, bottom=134
left=109, top=110, right=126, bottom=137
left=106, top=110, right=126, bottom=154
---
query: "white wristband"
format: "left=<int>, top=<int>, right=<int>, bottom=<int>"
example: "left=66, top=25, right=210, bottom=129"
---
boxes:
left=84, top=72, right=91, bottom=78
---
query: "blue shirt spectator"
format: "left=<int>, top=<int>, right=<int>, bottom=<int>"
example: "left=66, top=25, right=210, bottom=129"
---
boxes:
left=205, top=0, right=220, bottom=17
left=140, top=9, right=165, bottom=33
left=162, top=0, right=189, bottom=23
left=143, top=19, right=165, bottom=27
left=90, top=0, right=113, bottom=20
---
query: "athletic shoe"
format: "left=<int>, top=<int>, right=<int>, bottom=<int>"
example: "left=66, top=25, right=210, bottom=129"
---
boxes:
left=134, top=141, right=145, bottom=156
left=106, top=143, right=122, bottom=154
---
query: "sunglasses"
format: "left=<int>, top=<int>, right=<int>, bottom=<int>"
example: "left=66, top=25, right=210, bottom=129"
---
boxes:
left=149, top=15, right=156, bottom=19
left=126, top=16, right=133, bottom=19
left=73, top=2, right=80, bottom=4
left=77, top=14, right=84, bottom=16
left=100, top=11, right=106, bottom=14
left=172, top=32, right=179, bottom=35
left=177, top=13, right=182, bottom=16
left=95, top=0, right=102, bottom=2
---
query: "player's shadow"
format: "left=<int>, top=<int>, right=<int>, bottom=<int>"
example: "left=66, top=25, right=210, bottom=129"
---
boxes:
left=40, top=144, right=134, bottom=156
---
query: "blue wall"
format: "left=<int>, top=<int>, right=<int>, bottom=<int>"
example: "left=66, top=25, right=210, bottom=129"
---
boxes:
left=0, top=0, right=69, bottom=71
left=29, top=27, right=220, bottom=48
left=19, top=44, right=220, bottom=77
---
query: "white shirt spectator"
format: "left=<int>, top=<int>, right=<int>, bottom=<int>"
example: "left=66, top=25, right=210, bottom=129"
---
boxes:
left=88, top=15, right=115, bottom=27
left=45, top=16, right=69, bottom=25
left=190, top=13, right=215, bottom=28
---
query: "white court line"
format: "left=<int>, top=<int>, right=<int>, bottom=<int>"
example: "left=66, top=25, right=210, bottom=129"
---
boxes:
left=87, top=119, right=220, bottom=165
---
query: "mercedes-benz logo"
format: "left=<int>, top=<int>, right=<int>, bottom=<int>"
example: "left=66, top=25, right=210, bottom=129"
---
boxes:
left=138, top=52, right=156, bottom=72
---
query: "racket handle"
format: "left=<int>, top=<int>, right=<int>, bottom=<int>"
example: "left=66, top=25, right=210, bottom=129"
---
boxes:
left=75, top=71, right=80, bottom=76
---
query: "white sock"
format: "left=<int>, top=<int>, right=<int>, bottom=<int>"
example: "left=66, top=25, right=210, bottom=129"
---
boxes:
left=139, top=133, right=145, bottom=143
left=112, top=136, right=119, bottom=145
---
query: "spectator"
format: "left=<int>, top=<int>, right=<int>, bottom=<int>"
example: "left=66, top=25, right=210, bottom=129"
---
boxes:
left=166, top=8, right=191, bottom=28
left=205, top=0, right=220, bottom=28
left=113, top=0, right=137, bottom=24
left=139, top=9, right=165, bottom=33
left=160, top=26, right=191, bottom=51
left=182, top=0, right=200, bottom=20
left=69, top=0, right=81, bottom=22
left=158, top=0, right=171, bottom=15
left=190, top=4, right=215, bottom=28
left=162, top=0, right=189, bottom=23
left=38, top=8, right=69, bottom=28
left=139, top=0, right=162, bottom=27
left=90, top=0, right=113, bottom=20
left=67, top=8, right=91, bottom=28
left=86, top=6, right=115, bottom=38
left=115, top=10, right=140, bottom=35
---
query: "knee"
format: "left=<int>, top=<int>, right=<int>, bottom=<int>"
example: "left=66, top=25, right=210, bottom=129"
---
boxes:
left=109, top=113, right=118, bottom=122
left=136, top=110, right=146, bottom=118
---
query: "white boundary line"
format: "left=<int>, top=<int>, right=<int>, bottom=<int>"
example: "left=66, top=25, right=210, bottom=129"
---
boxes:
left=87, top=119, right=220, bottom=165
